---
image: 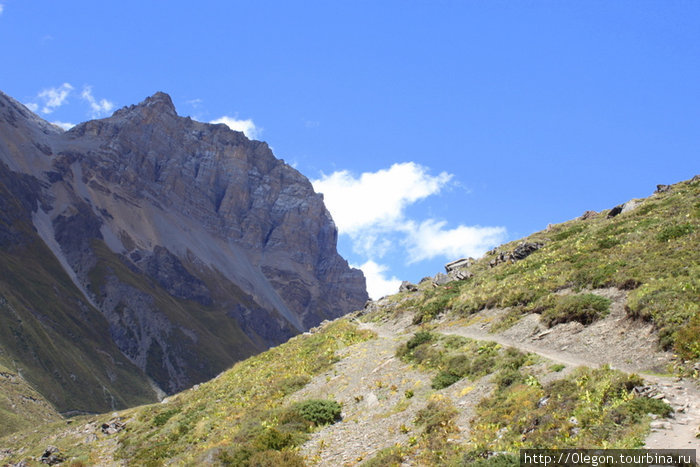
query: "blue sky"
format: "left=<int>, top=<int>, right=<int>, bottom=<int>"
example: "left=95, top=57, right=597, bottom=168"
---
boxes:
left=1, top=1, right=699, bottom=298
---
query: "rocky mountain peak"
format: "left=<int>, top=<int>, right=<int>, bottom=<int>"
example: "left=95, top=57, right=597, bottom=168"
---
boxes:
left=107, top=91, right=178, bottom=124
left=136, top=91, right=177, bottom=115
left=0, top=88, right=368, bottom=408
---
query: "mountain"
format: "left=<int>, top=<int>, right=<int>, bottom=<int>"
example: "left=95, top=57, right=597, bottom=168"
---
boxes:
left=1, top=176, right=697, bottom=465
left=0, top=90, right=368, bottom=416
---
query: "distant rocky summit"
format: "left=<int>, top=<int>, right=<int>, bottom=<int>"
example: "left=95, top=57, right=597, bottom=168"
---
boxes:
left=0, top=90, right=367, bottom=413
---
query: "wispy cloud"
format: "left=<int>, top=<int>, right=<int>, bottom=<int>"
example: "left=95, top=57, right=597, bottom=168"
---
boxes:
left=81, top=86, right=114, bottom=117
left=29, top=83, right=74, bottom=114
left=313, top=162, right=506, bottom=298
left=401, top=219, right=506, bottom=264
left=0, top=4, right=5, bottom=15
left=210, top=116, right=261, bottom=139
left=52, top=121, right=75, bottom=131
left=354, top=260, right=402, bottom=299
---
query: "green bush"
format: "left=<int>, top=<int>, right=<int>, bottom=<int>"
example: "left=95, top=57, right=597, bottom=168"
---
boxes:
left=362, top=446, right=404, bottom=467
left=397, top=331, right=437, bottom=361
left=494, top=369, right=525, bottom=390
left=552, top=225, right=586, bottom=241
left=542, top=293, right=611, bottom=327
left=657, top=223, right=694, bottom=242
left=597, top=236, right=621, bottom=249
left=253, top=428, right=296, bottom=451
left=292, top=399, right=342, bottom=426
left=432, top=371, right=461, bottom=389
left=247, top=450, right=305, bottom=467
left=152, top=408, right=180, bottom=427
left=407, top=331, right=434, bottom=349
left=414, top=399, right=458, bottom=434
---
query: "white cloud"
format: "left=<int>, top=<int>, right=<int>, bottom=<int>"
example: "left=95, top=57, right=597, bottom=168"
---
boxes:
left=355, top=260, right=402, bottom=300
left=52, top=121, right=75, bottom=131
left=210, top=116, right=260, bottom=140
left=0, top=4, right=4, bottom=15
left=25, top=102, right=39, bottom=112
left=313, top=162, right=507, bottom=292
left=81, top=86, right=114, bottom=117
left=401, top=219, right=507, bottom=264
left=312, top=162, right=452, bottom=234
left=36, top=83, right=73, bottom=114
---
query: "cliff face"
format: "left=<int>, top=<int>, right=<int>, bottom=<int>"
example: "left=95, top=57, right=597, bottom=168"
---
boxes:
left=0, top=90, right=367, bottom=409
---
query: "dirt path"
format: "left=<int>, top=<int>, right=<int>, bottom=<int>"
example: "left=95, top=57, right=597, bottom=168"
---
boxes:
left=435, top=321, right=700, bottom=450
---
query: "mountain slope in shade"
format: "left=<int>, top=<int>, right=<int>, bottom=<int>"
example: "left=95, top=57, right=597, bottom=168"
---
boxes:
left=0, top=90, right=368, bottom=415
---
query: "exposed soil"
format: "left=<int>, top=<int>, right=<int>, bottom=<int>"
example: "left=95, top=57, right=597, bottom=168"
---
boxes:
left=294, top=288, right=699, bottom=465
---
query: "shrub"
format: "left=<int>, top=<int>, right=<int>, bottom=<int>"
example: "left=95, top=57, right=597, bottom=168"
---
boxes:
left=494, top=369, right=525, bottom=390
left=253, top=428, right=296, bottom=451
left=414, top=399, right=458, bottom=434
left=674, top=313, right=700, bottom=360
left=152, top=408, right=179, bottom=427
left=597, top=236, right=621, bottom=249
left=274, top=375, right=311, bottom=395
left=292, top=399, right=342, bottom=426
left=552, top=225, right=586, bottom=241
left=397, top=331, right=437, bottom=361
left=542, top=293, right=611, bottom=327
left=657, top=223, right=694, bottom=242
left=432, top=370, right=461, bottom=389
left=407, top=331, right=434, bottom=349
left=363, top=446, right=404, bottom=467
left=500, top=347, right=528, bottom=371
left=247, top=450, right=305, bottom=467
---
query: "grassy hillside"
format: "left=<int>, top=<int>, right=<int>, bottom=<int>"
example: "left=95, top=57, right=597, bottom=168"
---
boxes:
left=0, top=362, right=61, bottom=438
left=0, top=177, right=697, bottom=465
left=1, top=319, right=373, bottom=465
left=409, top=176, right=699, bottom=367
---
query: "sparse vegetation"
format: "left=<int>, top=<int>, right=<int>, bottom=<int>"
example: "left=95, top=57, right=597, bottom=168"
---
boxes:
left=541, top=293, right=611, bottom=327
left=362, top=446, right=405, bottom=466
left=468, top=366, right=672, bottom=454
left=397, top=177, right=699, bottom=363
left=413, top=396, right=462, bottom=465
left=398, top=332, right=532, bottom=390
left=2, top=177, right=698, bottom=464
left=291, top=399, right=342, bottom=426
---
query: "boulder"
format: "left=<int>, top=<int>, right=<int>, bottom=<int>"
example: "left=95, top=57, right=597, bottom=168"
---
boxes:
left=453, top=270, right=474, bottom=281
left=511, top=242, right=542, bottom=260
left=607, top=205, right=624, bottom=218
left=39, top=446, right=64, bottom=465
left=399, top=281, right=418, bottom=293
left=444, top=257, right=473, bottom=273
left=655, top=184, right=671, bottom=193
left=580, top=210, right=598, bottom=220
left=432, top=273, right=451, bottom=286
left=621, top=199, right=641, bottom=213
left=101, top=418, right=125, bottom=435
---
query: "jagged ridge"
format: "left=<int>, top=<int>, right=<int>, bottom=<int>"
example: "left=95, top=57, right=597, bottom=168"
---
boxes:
left=0, top=89, right=368, bottom=415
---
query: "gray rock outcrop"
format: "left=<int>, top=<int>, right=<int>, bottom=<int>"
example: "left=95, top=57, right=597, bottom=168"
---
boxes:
left=0, top=90, right=368, bottom=405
